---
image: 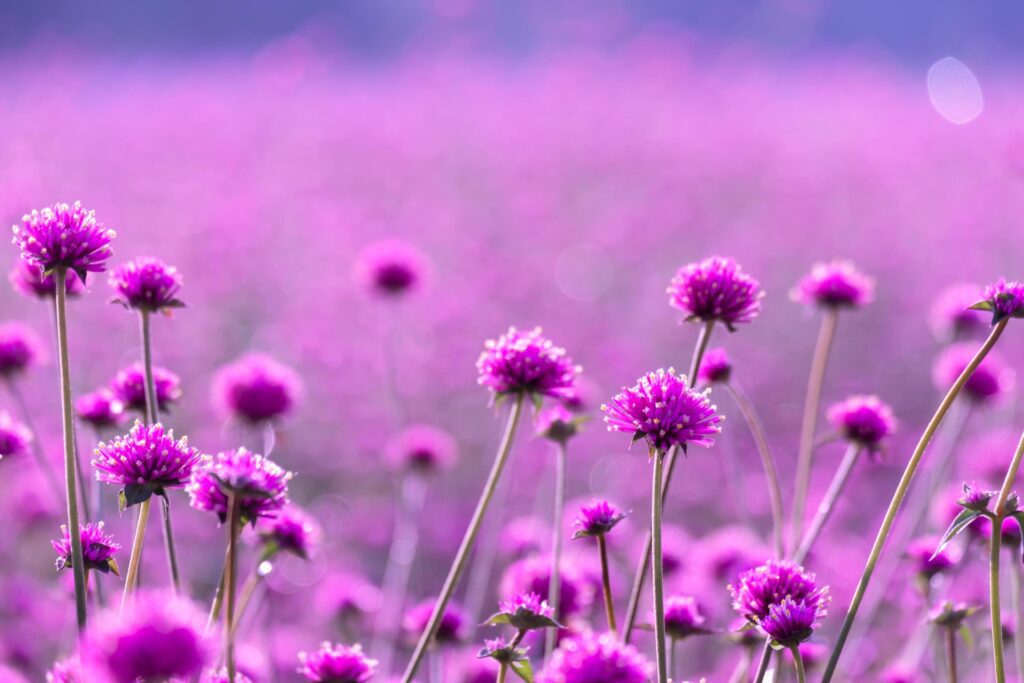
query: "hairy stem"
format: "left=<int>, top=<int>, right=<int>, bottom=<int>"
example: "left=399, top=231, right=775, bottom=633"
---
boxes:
left=545, top=440, right=567, bottom=662
left=651, top=451, right=668, bottom=683
left=597, top=534, right=617, bottom=633
left=793, top=444, right=862, bottom=563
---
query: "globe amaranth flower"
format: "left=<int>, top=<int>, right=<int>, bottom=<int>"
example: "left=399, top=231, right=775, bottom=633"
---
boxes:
left=0, top=411, right=32, bottom=459
left=10, top=260, right=84, bottom=299
left=826, top=395, right=896, bottom=453
left=930, top=283, right=988, bottom=341
left=477, top=326, right=580, bottom=403
left=971, top=278, right=1024, bottom=325
left=75, top=388, right=126, bottom=430
left=906, top=536, right=954, bottom=581
left=487, top=591, right=561, bottom=631
left=52, top=522, right=120, bottom=575
left=540, top=631, right=652, bottom=683
left=316, top=571, right=382, bottom=623
left=93, top=421, right=204, bottom=508
left=728, top=560, right=829, bottom=626
left=212, top=353, right=302, bottom=423
left=957, top=482, right=996, bottom=513
left=0, top=321, right=43, bottom=378
left=46, top=657, right=82, bottom=683
left=667, top=256, right=764, bottom=330
left=478, top=636, right=529, bottom=665
left=932, top=343, right=1015, bottom=403
left=109, top=257, right=184, bottom=312
left=187, top=447, right=292, bottom=525
left=384, top=423, right=458, bottom=473
left=791, top=260, right=874, bottom=309
left=500, top=555, right=593, bottom=619
left=760, top=596, right=826, bottom=648
left=572, top=499, right=627, bottom=539
left=664, top=595, right=709, bottom=640
left=697, top=347, right=732, bottom=385
left=12, top=202, right=116, bottom=281
left=929, top=601, right=980, bottom=629
left=82, top=590, right=211, bottom=683
left=535, top=404, right=584, bottom=443
left=200, top=668, right=254, bottom=683
left=602, top=367, right=723, bottom=454
left=111, top=362, right=183, bottom=414
left=258, top=504, right=321, bottom=560
left=355, top=239, right=428, bottom=296
left=404, top=599, right=467, bottom=646
left=298, top=642, right=377, bottom=683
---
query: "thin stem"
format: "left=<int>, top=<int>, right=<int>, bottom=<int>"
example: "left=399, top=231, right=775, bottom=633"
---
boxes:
left=669, top=638, right=678, bottom=683
left=622, top=320, right=714, bottom=643
left=225, top=492, right=241, bottom=683
left=793, top=444, right=862, bottom=564
left=497, top=662, right=507, bottom=683
left=545, top=440, right=567, bottom=662
left=401, top=394, right=525, bottom=683
left=160, top=496, right=182, bottom=593
left=722, top=381, right=785, bottom=558
left=120, top=497, right=152, bottom=612
left=791, top=645, right=806, bottom=683
left=1011, top=548, right=1024, bottom=680
left=651, top=452, right=669, bottom=683
left=597, top=534, right=617, bottom=633
left=206, top=546, right=230, bottom=632
left=993, top=527, right=1006, bottom=683
left=791, top=308, right=839, bottom=550
left=754, top=640, right=773, bottom=683
left=944, top=626, right=958, bottom=683
left=822, top=319, right=1010, bottom=682
left=4, top=379, right=63, bottom=506
left=232, top=566, right=266, bottom=634
left=54, top=269, right=87, bottom=632
left=726, top=646, right=753, bottom=683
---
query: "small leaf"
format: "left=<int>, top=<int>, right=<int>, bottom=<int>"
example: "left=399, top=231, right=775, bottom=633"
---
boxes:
left=960, top=624, right=974, bottom=652
left=484, top=613, right=511, bottom=627
left=510, top=659, right=534, bottom=683
left=55, top=556, right=67, bottom=572
left=933, top=509, right=983, bottom=559
left=530, top=392, right=544, bottom=412
left=967, top=300, right=994, bottom=312
left=107, top=558, right=120, bottom=577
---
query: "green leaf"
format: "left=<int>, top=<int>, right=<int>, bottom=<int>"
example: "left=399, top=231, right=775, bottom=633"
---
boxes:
left=510, top=659, right=534, bottom=683
left=484, top=613, right=511, bottom=627
left=967, top=300, right=994, bottom=312
left=530, top=392, right=544, bottom=412
left=933, top=509, right=983, bottom=559
left=107, top=558, right=120, bottom=577
left=960, top=624, right=974, bottom=652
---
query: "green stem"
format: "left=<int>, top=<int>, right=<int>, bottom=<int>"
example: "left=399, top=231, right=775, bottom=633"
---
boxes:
left=669, top=638, right=679, bottom=683
left=651, top=451, right=668, bottom=683
left=791, top=645, right=806, bottom=683
left=821, top=318, right=1010, bottom=682
left=401, top=393, right=525, bottom=683
left=1011, top=547, right=1024, bottom=680
left=754, top=641, right=773, bottom=683
left=793, top=444, right=861, bottom=563
left=726, top=646, right=754, bottom=683
left=545, top=440, right=567, bottom=663
left=206, top=546, right=230, bottom=633
left=232, top=563, right=267, bottom=634
left=992, top=527, right=1006, bottom=683
left=496, top=662, right=507, bottom=683
left=944, top=626, right=958, bottom=683
left=120, top=497, right=152, bottom=612
left=160, top=496, right=181, bottom=593
left=225, top=492, right=240, bottom=682
left=597, top=534, right=617, bottom=633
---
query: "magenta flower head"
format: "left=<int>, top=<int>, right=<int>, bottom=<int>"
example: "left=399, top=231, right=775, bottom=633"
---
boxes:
left=932, top=343, right=1015, bottom=403
left=75, top=388, right=126, bottom=430
left=258, top=504, right=321, bottom=560
left=667, top=256, right=764, bottom=330
left=187, top=447, right=292, bottom=526
left=82, top=590, right=211, bottom=683
left=500, top=555, right=593, bottom=619
left=970, top=278, right=1024, bottom=325
left=93, top=421, right=204, bottom=508
left=112, top=362, right=182, bottom=414
left=663, top=596, right=709, bottom=640
left=10, top=260, right=84, bottom=299
left=697, top=347, right=732, bottom=385
left=12, top=202, right=116, bottom=281
left=541, top=631, right=652, bottom=683
left=728, top=560, right=829, bottom=626
left=760, top=595, right=826, bottom=648
left=826, top=395, right=897, bottom=453
left=791, top=260, right=874, bottom=309
left=0, top=322, right=43, bottom=378
left=0, top=411, right=32, bottom=459
left=108, top=257, right=184, bottom=313
left=930, top=283, right=988, bottom=341
left=487, top=591, right=561, bottom=632
left=602, top=368, right=723, bottom=454
left=355, top=239, right=428, bottom=297
left=536, top=404, right=585, bottom=443
left=298, top=642, right=377, bottom=682
left=52, top=522, right=120, bottom=575
left=906, top=535, right=954, bottom=581
left=46, top=658, right=82, bottom=683
left=200, top=668, right=254, bottom=683
left=958, top=482, right=997, bottom=513
left=404, top=599, right=467, bottom=646
left=384, top=424, right=458, bottom=474
left=477, top=326, right=580, bottom=405
left=212, top=353, right=302, bottom=424
left=572, top=499, right=627, bottom=539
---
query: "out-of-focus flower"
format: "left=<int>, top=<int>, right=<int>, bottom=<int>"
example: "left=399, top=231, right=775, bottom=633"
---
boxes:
left=971, top=278, right=1024, bottom=325
left=932, top=343, right=1014, bottom=403
left=93, top=421, right=203, bottom=507
left=477, top=636, right=529, bottom=665
left=316, top=571, right=382, bottom=623
left=697, top=347, right=732, bottom=385
left=111, top=363, right=182, bottom=414
left=930, top=283, right=988, bottom=341
left=384, top=424, right=458, bottom=473
left=906, top=535, right=954, bottom=581
left=52, top=522, right=120, bottom=575
left=791, top=260, right=873, bottom=309
left=535, top=404, right=584, bottom=443
left=10, top=260, right=84, bottom=299
left=929, top=600, right=980, bottom=629
left=667, top=256, right=764, bottom=329
left=500, top=555, right=593, bottom=619
left=540, top=631, right=652, bottom=683
left=200, top=668, right=254, bottom=683
left=729, top=560, right=828, bottom=625
left=826, top=395, right=896, bottom=453
left=108, top=257, right=184, bottom=312
left=602, top=368, right=723, bottom=453
left=571, top=499, right=627, bottom=539
left=404, top=599, right=466, bottom=646
left=0, top=411, right=32, bottom=458
left=46, top=657, right=81, bottom=683
left=258, top=504, right=321, bottom=559
left=76, top=388, right=126, bottom=430
left=958, top=482, right=997, bottom=513
left=500, top=516, right=548, bottom=557
left=355, top=239, right=428, bottom=297
left=699, top=525, right=767, bottom=581
left=0, top=322, right=43, bottom=378
left=487, top=591, right=560, bottom=631
left=760, top=596, right=825, bottom=648
left=298, top=642, right=377, bottom=682
left=664, top=596, right=709, bottom=640
left=477, top=326, right=579, bottom=402
left=212, top=353, right=302, bottom=424
left=12, top=202, right=115, bottom=280
left=187, top=447, right=291, bottom=525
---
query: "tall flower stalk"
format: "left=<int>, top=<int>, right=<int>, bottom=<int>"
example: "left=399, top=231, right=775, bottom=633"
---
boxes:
left=572, top=499, right=627, bottom=632
left=793, top=444, right=862, bottom=564
left=988, top=430, right=1024, bottom=683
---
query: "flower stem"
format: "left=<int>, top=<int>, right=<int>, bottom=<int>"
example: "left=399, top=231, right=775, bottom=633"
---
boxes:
left=793, top=444, right=862, bottom=563
left=754, top=641, right=773, bottom=683
left=53, top=269, right=87, bottom=632
left=791, top=645, right=806, bottom=683
left=651, top=451, right=668, bottom=683
left=159, top=496, right=182, bottom=593
left=597, top=534, right=617, bottom=633
left=120, top=497, right=152, bottom=612
left=1011, top=546, right=1024, bottom=680
left=669, top=638, right=679, bottom=682
left=206, top=546, right=231, bottom=632
left=791, top=307, right=839, bottom=551
left=726, top=646, right=753, bottom=683
left=225, top=492, right=241, bottom=683
left=496, top=662, right=507, bottom=683
left=401, top=393, right=525, bottom=683
left=722, top=381, right=785, bottom=558
left=232, top=564, right=266, bottom=635
left=990, top=430, right=1024, bottom=683
left=821, top=318, right=1010, bottom=682
left=622, top=320, right=714, bottom=643
left=943, top=626, right=958, bottom=683
left=545, top=440, right=567, bottom=662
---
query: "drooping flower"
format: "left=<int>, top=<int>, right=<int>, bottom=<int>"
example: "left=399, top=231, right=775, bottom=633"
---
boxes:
left=212, top=353, right=302, bottom=424
left=477, top=326, right=580, bottom=401
left=10, top=260, right=84, bottom=299
left=187, top=447, right=292, bottom=525
left=500, top=555, right=593, bottom=619
left=602, top=368, right=723, bottom=453
left=404, top=599, right=467, bottom=646
left=384, top=424, right=458, bottom=473
left=111, top=363, right=183, bottom=414
left=92, top=421, right=204, bottom=507
left=826, top=395, right=897, bottom=452
left=108, top=257, right=184, bottom=312
left=0, top=411, right=32, bottom=459
left=697, top=347, right=732, bottom=385
left=791, top=260, right=874, bottom=309
left=932, top=343, right=1015, bottom=403
left=258, top=504, right=321, bottom=559
left=540, top=631, right=652, bottom=683
left=971, top=278, right=1024, bottom=325
left=200, top=668, right=254, bottom=683
left=535, top=404, right=584, bottom=443
left=298, top=642, right=377, bottom=682
left=759, top=596, right=825, bottom=648
left=663, top=596, right=709, bottom=640
left=52, top=522, right=120, bottom=575
left=0, top=322, right=43, bottom=378
left=12, top=202, right=116, bottom=280
left=75, top=388, right=126, bottom=430
left=354, top=239, right=428, bottom=296
left=667, top=256, right=764, bottom=329
left=728, top=560, right=829, bottom=625
left=46, top=657, right=82, bottom=683
left=930, top=283, right=988, bottom=341
left=487, top=591, right=561, bottom=631
left=572, top=500, right=627, bottom=539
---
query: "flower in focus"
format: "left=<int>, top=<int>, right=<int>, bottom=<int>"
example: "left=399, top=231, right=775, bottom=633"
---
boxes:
left=52, top=522, right=120, bottom=575
left=75, top=388, right=126, bottom=430
left=187, top=447, right=292, bottom=525
left=404, top=599, right=467, bottom=646
left=729, top=560, right=829, bottom=625
left=384, top=424, right=458, bottom=474
left=602, top=368, right=723, bottom=453
left=10, top=260, right=84, bottom=299
left=826, top=395, right=896, bottom=453
left=212, top=353, right=302, bottom=424
left=500, top=555, right=593, bottom=619
left=971, top=278, right=1024, bottom=325
left=697, top=347, right=732, bottom=385
left=298, top=642, right=377, bottom=682
left=535, top=404, right=585, bottom=443
left=760, top=596, right=825, bottom=648
left=664, top=595, right=709, bottom=640
left=791, top=260, right=873, bottom=309
left=12, top=202, right=115, bottom=280
left=46, top=657, right=82, bottom=683
left=572, top=500, right=627, bottom=539
left=111, top=363, right=182, bottom=414
left=477, top=326, right=580, bottom=403
left=932, top=343, right=1015, bottom=403
left=93, top=421, right=204, bottom=507
left=0, top=322, right=43, bottom=378
left=540, top=631, right=652, bottom=683
left=109, top=257, right=184, bottom=312
left=200, top=668, right=254, bottom=683
left=487, top=591, right=561, bottom=631
left=258, top=504, right=321, bottom=559
left=667, top=256, right=764, bottom=330
left=930, top=283, right=988, bottom=341
left=0, top=411, right=32, bottom=459
left=355, top=239, right=428, bottom=297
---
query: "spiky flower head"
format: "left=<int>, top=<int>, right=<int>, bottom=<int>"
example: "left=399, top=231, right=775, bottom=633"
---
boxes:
left=93, top=421, right=204, bottom=508
left=200, top=668, right=254, bottom=683
left=75, top=388, right=126, bottom=430
left=258, top=504, right=321, bottom=560
left=52, top=522, right=120, bottom=575
left=10, top=260, right=84, bottom=299
left=404, top=599, right=466, bottom=646
left=958, top=482, right=996, bottom=513
left=297, top=642, right=377, bottom=682
left=487, top=591, right=560, bottom=632
left=697, top=347, right=732, bottom=385
left=791, top=260, right=873, bottom=309
left=667, top=256, right=764, bottom=329
left=187, top=447, right=292, bottom=526
left=111, top=363, right=182, bottom=414
left=12, top=202, right=115, bottom=281
left=500, top=555, right=593, bottom=619
left=728, top=560, right=829, bottom=625
left=212, top=353, right=302, bottom=424
left=540, top=631, right=652, bottom=683
left=0, top=322, right=43, bottom=378
left=971, top=278, right=1024, bottom=325
left=930, top=283, right=988, bottom=342
left=355, top=239, right=428, bottom=297
left=536, top=404, right=584, bottom=443
left=932, top=343, right=1015, bottom=403
left=477, top=326, right=579, bottom=403
left=826, top=395, right=896, bottom=452
left=664, top=595, right=708, bottom=640
left=572, top=499, right=627, bottom=539
left=46, top=657, right=82, bottom=683
left=384, top=424, right=458, bottom=473
left=108, top=257, right=184, bottom=313
left=478, top=636, right=529, bottom=665
left=760, top=596, right=826, bottom=648
left=602, top=368, right=723, bottom=454
left=0, top=411, right=32, bottom=459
